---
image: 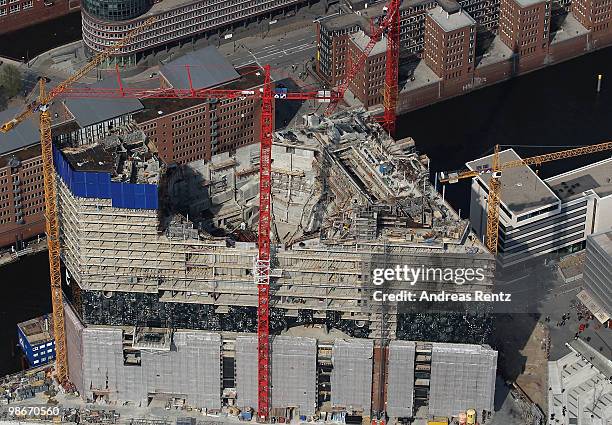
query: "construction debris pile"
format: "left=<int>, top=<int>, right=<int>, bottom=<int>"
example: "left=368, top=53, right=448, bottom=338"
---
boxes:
left=60, top=122, right=160, bottom=185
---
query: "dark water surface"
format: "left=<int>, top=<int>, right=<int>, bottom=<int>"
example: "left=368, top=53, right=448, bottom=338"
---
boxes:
left=396, top=45, right=612, bottom=213
left=0, top=252, right=51, bottom=375
left=0, top=12, right=82, bottom=60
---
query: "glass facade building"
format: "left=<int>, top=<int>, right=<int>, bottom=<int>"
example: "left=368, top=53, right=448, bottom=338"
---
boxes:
left=82, top=0, right=150, bottom=21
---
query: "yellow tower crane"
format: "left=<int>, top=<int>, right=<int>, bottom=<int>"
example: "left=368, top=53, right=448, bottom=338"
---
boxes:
left=0, top=17, right=155, bottom=384
left=439, top=141, right=612, bottom=255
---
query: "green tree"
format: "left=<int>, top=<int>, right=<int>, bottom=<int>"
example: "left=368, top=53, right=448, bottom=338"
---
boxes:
left=0, top=63, right=23, bottom=100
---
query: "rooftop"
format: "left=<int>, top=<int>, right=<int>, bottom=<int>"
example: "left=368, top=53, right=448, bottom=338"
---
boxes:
left=0, top=106, right=40, bottom=156
left=61, top=78, right=144, bottom=128
left=467, top=149, right=560, bottom=217
left=61, top=123, right=161, bottom=185
left=160, top=46, right=240, bottom=90
left=319, top=11, right=369, bottom=32
left=175, top=110, right=488, bottom=255
left=548, top=340, right=612, bottom=425
left=514, top=0, right=547, bottom=7
left=350, top=31, right=388, bottom=56
left=134, top=65, right=265, bottom=124
left=427, top=6, right=475, bottom=32
left=17, top=315, right=53, bottom=345
left=589, top=229, right=612, bottom=257
left=545, top=157, right=612, bottom=202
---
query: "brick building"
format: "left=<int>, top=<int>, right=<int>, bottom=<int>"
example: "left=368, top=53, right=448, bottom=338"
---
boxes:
left=499, top=0, right=551, bottom=71
left=0, top=0, right=79, bottom=35
left=572, top=0, right=612, bottom=44
left=0, top=107, right=45, bottom=248
left=424, top=6, right=476, bottom=93
left=0, top=93, right=145, bottom=248
left=347, top=31, right=387, bottom=107
left=316, top=13, right=368, bottom=87
left=134, top=48, right=265, bottom=166
left=315, top=0, right=438, bottom=86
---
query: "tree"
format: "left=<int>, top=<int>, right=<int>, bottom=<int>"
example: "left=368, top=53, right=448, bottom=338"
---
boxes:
left=0, top=63, right=23, bottom=100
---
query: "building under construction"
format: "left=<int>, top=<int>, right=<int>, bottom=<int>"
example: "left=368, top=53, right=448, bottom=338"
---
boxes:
left=58, top=110, right=497, bottom=421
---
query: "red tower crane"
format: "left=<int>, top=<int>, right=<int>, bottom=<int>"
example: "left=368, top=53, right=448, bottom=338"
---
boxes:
left=327, top=0, right=402, bottom=136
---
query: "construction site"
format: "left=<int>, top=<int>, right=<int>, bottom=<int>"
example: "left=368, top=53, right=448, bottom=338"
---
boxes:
left=0, top=0, right=550, bottom=423
left=53, top=109, right=498, bottom=422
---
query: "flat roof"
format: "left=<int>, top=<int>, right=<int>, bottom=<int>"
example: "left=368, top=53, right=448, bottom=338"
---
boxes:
left=18, top=315, right=53, bottom=345
left=515, top=0, right=546, bottom=7
left=588, top=229, right=612, bottom=257
left=64, top=78, right=144, bottom=128
left=467, top=149, right=559, bottom=216
left=350, top=31, right=387, bottom=56
left=0, top=106, right=40, bottom=156
left=160, top=46, right=240, bottom=90
left=545, top=157, right=612, bottom=202
left=427, top=6, right=475, bottom=32
left=135, top=66, right=265, bottom=123
left=320, top=11, right=369, bottom=32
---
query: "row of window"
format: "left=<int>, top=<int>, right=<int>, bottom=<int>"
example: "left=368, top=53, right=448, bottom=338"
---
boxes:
left=0, top=1, right=33, bottom=14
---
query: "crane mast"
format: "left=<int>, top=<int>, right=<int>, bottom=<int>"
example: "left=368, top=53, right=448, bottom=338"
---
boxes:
left=256, top=64, right=274, bottom=422
left=383, top=0, right=401, bottom=136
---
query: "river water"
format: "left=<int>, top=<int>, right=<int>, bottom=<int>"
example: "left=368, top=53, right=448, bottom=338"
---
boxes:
left=397, top=45, right=612, bottom=213
left=1, top=45, right=611, bottom=375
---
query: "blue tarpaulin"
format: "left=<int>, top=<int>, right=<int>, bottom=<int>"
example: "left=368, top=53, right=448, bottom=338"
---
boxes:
left=53, top=146, right=158, bottom=210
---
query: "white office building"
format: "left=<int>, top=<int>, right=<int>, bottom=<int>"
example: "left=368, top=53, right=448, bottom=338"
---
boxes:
left=468, top=150, right=612, bottom=266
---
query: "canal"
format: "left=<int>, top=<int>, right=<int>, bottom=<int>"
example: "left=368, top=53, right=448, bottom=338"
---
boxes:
left=0, top=12, right=82, bottom=61
left=0, top=252, right=51, bottom=376
left=397, top=45, right=612, bottom=213
left=0, top=42, right=611, bottom=376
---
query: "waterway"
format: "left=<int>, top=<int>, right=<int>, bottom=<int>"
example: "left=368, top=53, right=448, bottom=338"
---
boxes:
left=396, top=45, right=612, bottom=213
left=0, top=43, right=611, bottom=376
left=0, top=252, right=50, bottom=375
left=0, top=12, right=82, bottom=60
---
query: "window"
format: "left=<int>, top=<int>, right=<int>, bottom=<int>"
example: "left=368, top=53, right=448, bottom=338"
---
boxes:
left=0, top=7, right=5, bottom=14
left=9, top=3, right=19, bottom=12
left=0, top=0, right=6, bottom=5
left=23, top=0, right=32, bottom=8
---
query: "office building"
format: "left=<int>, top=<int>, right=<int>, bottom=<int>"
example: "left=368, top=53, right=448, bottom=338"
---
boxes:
left=135, top=47, right=264, bottom=165
left=81, top=0, right=311, bottom=64
left=347, top=31, right=387, bottom=107
left=580, top=230, right=612, bottom=323
left=468, top=150, right=612, bottom=266
left=572, top=0, right=612, bottom=45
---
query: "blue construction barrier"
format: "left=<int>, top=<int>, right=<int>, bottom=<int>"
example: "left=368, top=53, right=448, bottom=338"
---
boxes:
left=53, top=146, right=158, bottom=210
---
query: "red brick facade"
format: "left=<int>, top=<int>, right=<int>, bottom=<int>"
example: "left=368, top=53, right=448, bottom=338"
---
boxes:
left=137, top=97, right=262, bottom=166
left=0, top=145, right=45, bottom=248
left=0, top=0, right=79, bottom=35
left=424, top=7, right=476, bottom=94
left=347, top=33, right=386, bottom=108
left=499, top=0, right=551, bottom=72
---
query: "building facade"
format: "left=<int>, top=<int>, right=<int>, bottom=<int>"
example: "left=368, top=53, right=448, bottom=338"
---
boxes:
left=572, top=0, right=612, bottom=45
left=0, top=0, right=79, bottom=35
left=424, top=6, right=476, bottom=93
left=499, top=0, right=551, bottom=71
left=347, top=32, right=387, bottom=107
left=82, top=0, right=312, bottom=64
left=136, top=96, right=262, bottom=165
left=580, top=230, right=612, bottom=323
left=468, top=151, right=612, bottom=266
left=0, top=145, right=46, bottom=248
